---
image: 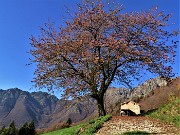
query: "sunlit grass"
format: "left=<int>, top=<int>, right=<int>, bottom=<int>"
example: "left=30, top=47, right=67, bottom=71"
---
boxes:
left=145, top=98, right=180, bottom=127
left=41, top=123, right=85, bottom=135
left=41, top=114, right=112, bottom=135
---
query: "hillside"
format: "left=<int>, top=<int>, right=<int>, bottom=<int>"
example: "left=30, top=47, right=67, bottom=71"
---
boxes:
left=146, top=98, right=180, bottom=127
left=104, top=76, right=171, bottom=115
left=138, top=77, right=180, bottom=112
left=39, top=98, right=180, bottom=135
left=0, top=77, right=179, bottom=129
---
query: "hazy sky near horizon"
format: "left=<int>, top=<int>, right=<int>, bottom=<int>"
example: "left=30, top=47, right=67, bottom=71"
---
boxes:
left=0, top=0, right=179, bottom=97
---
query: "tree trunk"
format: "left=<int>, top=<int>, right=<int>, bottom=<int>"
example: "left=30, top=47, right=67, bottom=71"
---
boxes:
left=96, top=96, right=106, bottom=116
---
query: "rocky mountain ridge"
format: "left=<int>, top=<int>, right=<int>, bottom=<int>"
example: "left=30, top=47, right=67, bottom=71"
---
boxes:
left=131, top=76, right=168, bottom=97
left=0, top=88, right=97, bottom=128
left=0, top=77, right=174, bottom=128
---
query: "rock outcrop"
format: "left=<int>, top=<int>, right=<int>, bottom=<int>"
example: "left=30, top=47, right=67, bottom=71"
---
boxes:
left=131, top=77, right=167, bottom=98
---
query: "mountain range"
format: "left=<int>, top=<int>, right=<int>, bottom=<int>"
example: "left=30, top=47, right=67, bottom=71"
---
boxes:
left=0, top=88, right=99, bottom=129
left=0, top=77, right=179, bottom=129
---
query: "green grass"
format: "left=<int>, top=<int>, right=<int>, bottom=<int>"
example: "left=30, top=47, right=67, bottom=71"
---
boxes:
left=145, top=98, right=180, bottom=127
left=80, top=114, right=112, bottom=135
left=41, top=123, right=86, bottom=135
left=120, top=131, right=150, bottom=135
left=41, top=114, right=112, bottom=135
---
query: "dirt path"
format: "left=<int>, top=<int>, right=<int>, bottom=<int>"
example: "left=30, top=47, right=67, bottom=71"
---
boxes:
left=95, top=116, right=179, bottom=135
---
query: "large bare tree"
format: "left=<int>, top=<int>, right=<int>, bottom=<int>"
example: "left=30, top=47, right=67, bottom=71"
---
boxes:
left=30, top=0, right=178, bottom=116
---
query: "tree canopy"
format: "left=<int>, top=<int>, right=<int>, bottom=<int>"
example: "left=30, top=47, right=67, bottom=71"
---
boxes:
left=30, top=0, right=178, bottom=116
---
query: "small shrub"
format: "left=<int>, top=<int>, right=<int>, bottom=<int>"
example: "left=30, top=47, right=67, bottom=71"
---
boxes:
left=19, top=121, right=36, bottom=135
left=88, top=119, right=95, bottom=124
left=28, top=121, right=36, bottom=135
left=66, top=118, right=72, bottom=126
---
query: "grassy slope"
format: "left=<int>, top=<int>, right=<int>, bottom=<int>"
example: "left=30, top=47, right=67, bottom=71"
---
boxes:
left=145, top=98, right=180, bottom=127
left=41, top=114, right=112, bottom=135
left=41, top=123, right=85, bottom=135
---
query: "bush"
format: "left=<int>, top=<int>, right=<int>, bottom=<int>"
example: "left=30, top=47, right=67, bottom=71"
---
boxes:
left=28, top=121, right=36, bottom=135
left=0, top=121, right=18, bottom=135
left=0, top=126, right=6, bottom=134
left=0, top=121, right=36, bottom=135
left=66, top=118, right=72, bottom=126
left=88, top=119, right=95, bottom=124
left=19, top=121, right=36, bottom=135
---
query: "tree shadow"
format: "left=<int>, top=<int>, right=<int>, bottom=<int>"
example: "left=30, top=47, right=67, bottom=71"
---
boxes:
left=121, top=131, right=150, bottom=135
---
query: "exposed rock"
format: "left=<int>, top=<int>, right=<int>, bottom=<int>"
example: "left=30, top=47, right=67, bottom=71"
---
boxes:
left=131, top=77, right=168, bottom=98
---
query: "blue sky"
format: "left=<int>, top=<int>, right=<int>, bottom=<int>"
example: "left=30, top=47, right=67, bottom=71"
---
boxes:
left=0, top=0, right=179, bottom=97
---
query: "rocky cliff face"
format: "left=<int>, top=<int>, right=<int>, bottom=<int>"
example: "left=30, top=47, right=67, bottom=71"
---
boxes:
left=0, top=77, right=170, bottom=128
left=131, top=77, right=167, bottom=98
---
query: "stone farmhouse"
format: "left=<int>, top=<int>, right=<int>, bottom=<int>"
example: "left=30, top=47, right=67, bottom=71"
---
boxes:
left=120, top=101, right=142, bottom=116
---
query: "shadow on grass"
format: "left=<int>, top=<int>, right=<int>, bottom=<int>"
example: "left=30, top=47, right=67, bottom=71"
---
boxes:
left=141, top=109, right=158, bottom=116
left=121, top=131, right=150, bottom=135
